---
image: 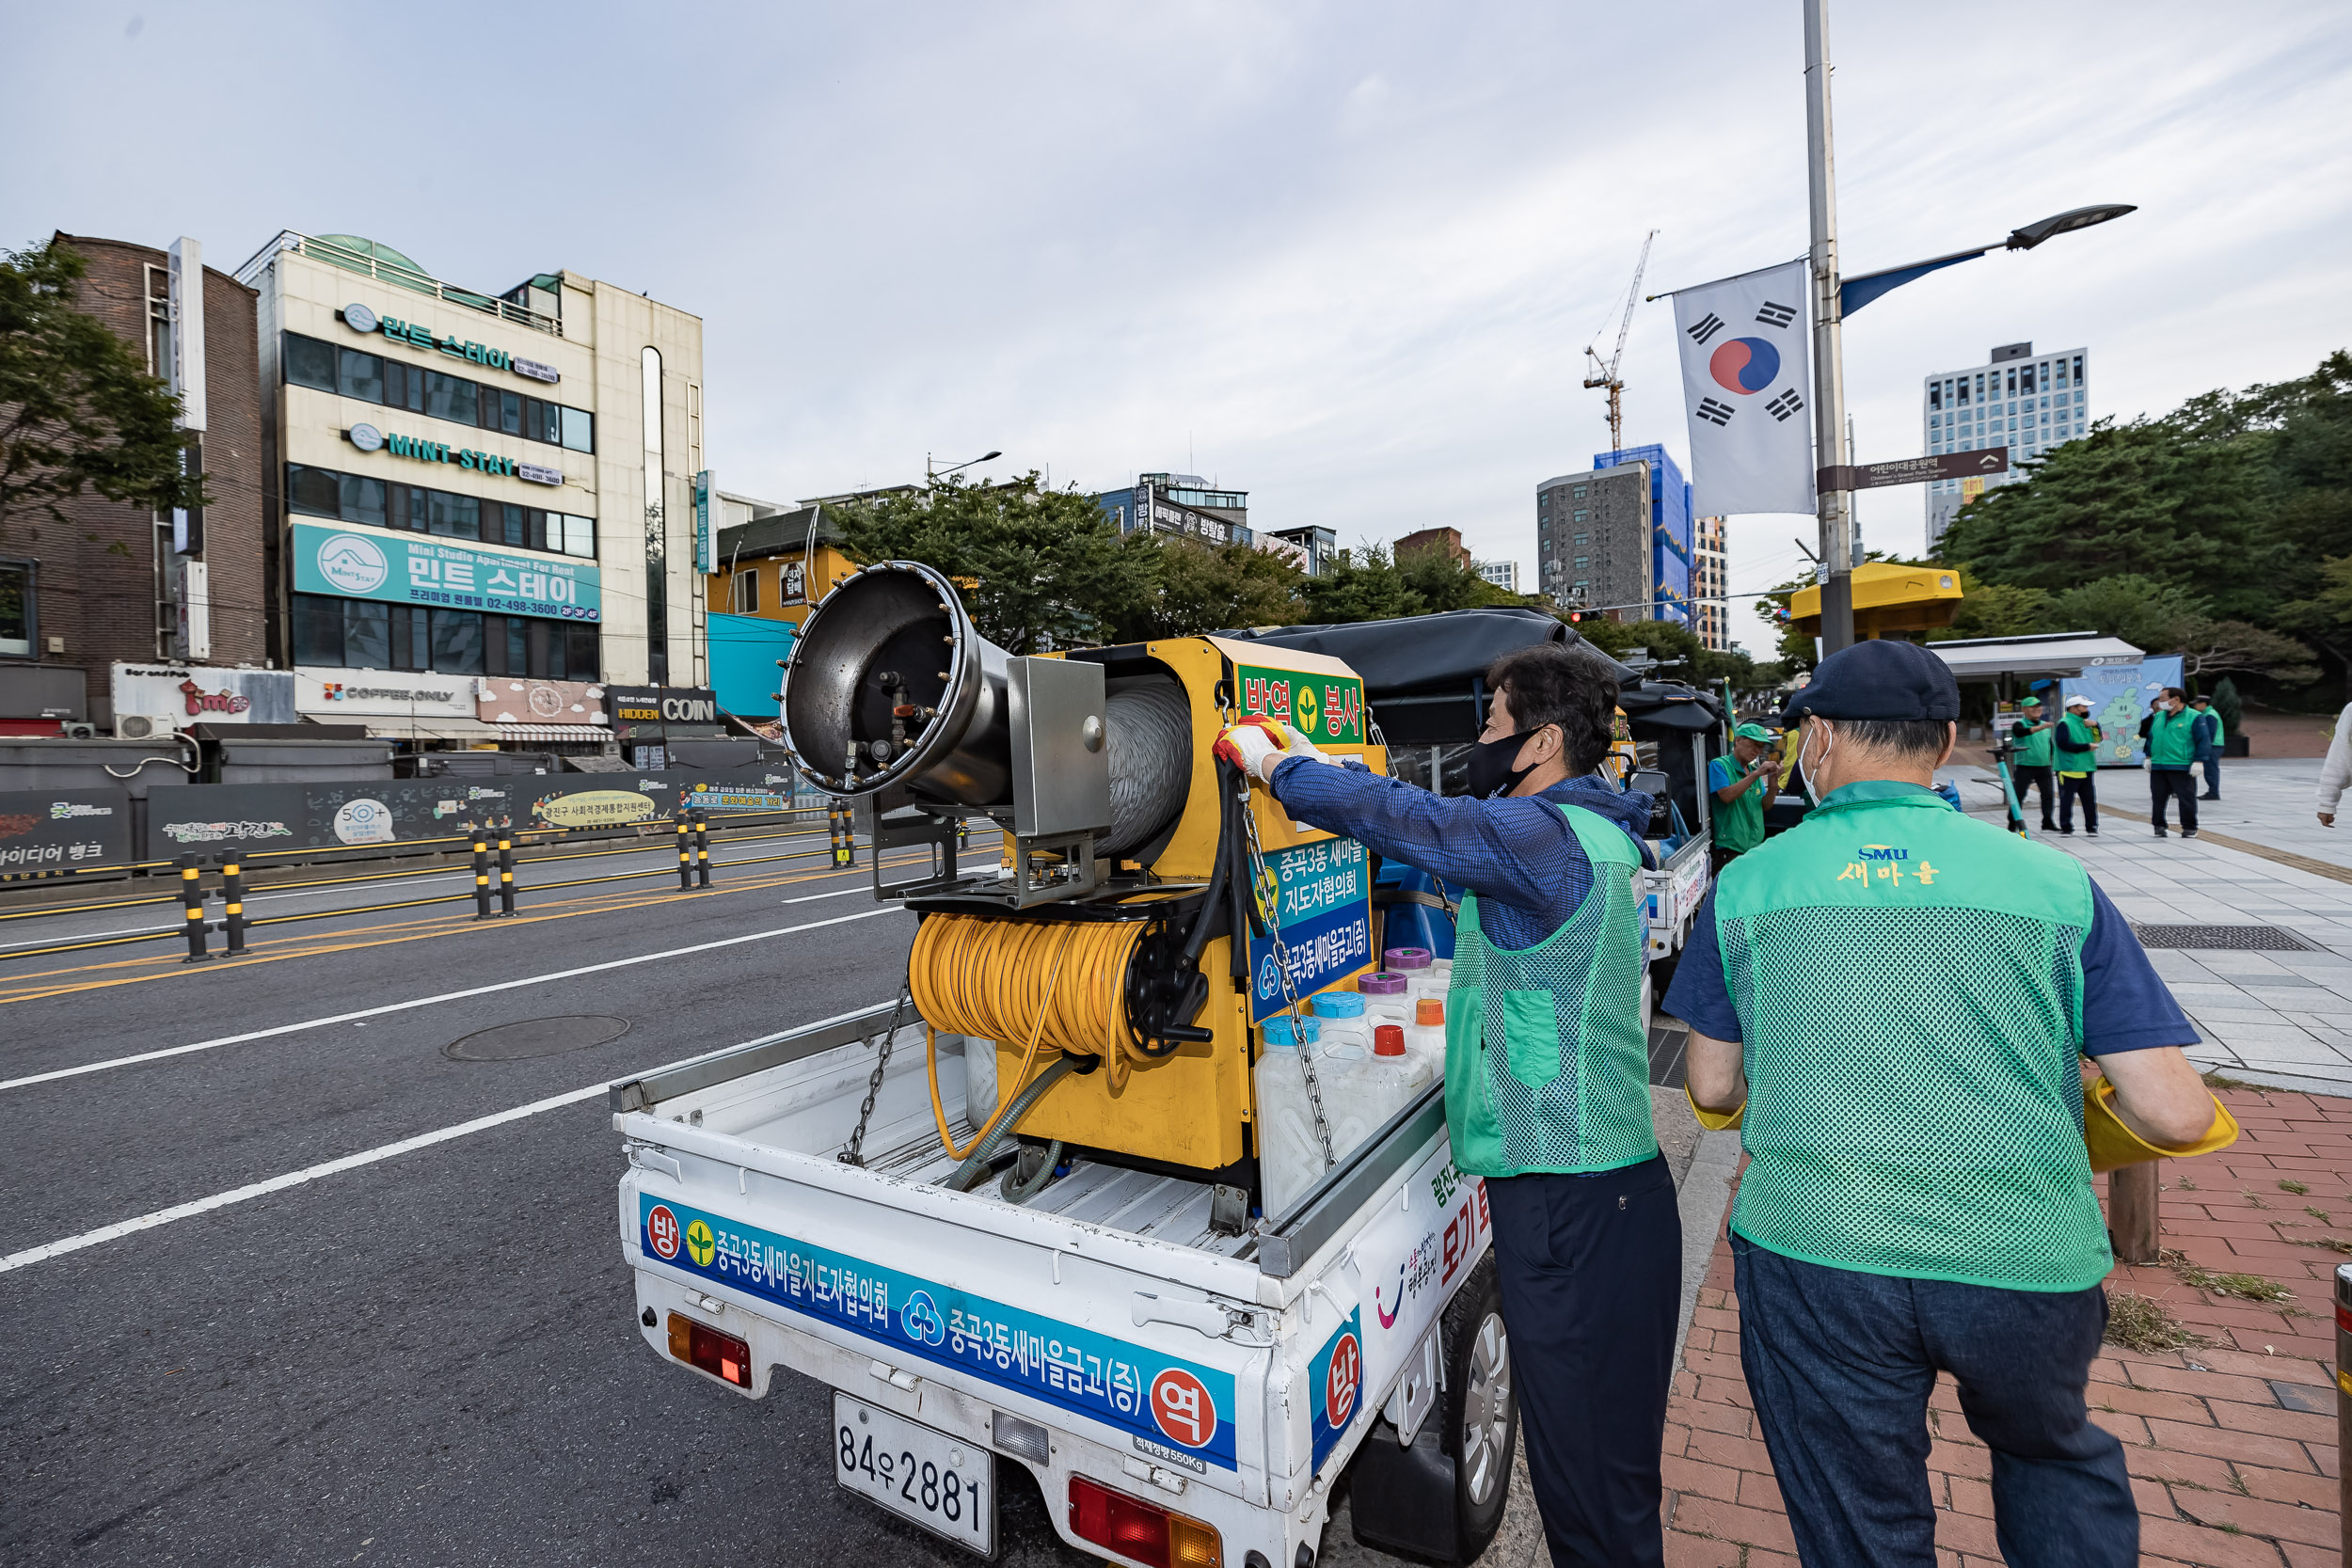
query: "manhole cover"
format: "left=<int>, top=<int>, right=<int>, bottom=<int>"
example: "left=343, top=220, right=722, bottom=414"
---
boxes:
left=445, top=1015, right=632, bottom=1061
left=2130, top=925, right=2321, bottom=953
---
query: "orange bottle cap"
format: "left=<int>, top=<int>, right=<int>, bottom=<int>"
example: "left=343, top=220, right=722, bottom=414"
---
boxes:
left=1415, top=998, right=1444, bottom=1026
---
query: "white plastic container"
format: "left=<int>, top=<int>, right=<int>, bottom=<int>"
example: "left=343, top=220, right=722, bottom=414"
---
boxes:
left=1257, top=1007, right=1433, bottom=1216
left=1255, top=1015, right=1327, bottom=1218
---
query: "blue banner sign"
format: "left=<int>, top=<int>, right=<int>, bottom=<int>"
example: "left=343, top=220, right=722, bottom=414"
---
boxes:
left=1248, top=834, right=1374, bottom=1022
left=292, top=521, right=598, bottom=623
left=637, top=1195, right=1239, bottom=1471
left=1308, top=1307, right=1363, bottom=1474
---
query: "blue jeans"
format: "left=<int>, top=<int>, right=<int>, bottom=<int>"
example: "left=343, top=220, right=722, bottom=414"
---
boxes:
left=1731, top=1234, right=2136, bottom=1568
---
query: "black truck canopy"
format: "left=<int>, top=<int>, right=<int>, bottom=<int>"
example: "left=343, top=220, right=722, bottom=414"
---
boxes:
left=1219, top=608, right=1639, bottom=745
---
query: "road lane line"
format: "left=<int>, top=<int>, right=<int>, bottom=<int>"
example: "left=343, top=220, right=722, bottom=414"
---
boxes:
left=0, top=906, right=905, bottom=1093
left=782, top=885, right=871, bottom=904
left=0, top=1003, right=895, bottom=1275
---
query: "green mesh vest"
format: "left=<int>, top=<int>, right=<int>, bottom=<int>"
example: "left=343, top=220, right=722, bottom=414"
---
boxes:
left=1443, top=803, right=1657, bottom=1178
left=1715, top=782, right=2109, bottom=1291
left=2012, top=716, right=2055, bottom=768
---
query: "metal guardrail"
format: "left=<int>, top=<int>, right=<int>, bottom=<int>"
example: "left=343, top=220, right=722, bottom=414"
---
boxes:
left=231, top=230, right=563, bottom=338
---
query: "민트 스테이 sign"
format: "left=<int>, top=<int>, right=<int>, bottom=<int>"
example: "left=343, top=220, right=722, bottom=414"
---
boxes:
left=293, top=521, right=599, bottom=621
left=341, top=301, right=560, bottom=385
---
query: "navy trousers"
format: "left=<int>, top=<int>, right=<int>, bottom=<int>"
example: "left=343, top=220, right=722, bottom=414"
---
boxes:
left=1732, top=1235, right=2137, bottom=1568
left=2151, top=768, right=2199, bottom=832
left=1486, top=1155, right=1681, bottom=1568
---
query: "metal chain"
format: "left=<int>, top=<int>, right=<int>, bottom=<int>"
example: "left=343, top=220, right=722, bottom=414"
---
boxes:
left=1236, top=782, right=1336, bottom=1167
left=838, top=974, right=915, bottom=1167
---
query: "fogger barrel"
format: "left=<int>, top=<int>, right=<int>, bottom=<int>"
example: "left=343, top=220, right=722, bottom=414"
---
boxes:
left=782, top=561, right=1190, bottom=857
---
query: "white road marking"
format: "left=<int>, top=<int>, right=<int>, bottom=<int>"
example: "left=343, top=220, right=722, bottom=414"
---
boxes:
left=782, top=885, right=873, bottom=904
left=0, top=906, right=906, bottom=1094
left=0, top=1002, right=893, bottom=1275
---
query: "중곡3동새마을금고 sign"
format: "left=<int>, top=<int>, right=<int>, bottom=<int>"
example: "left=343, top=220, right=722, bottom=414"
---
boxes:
left=291, top=522, right=599, bottom=622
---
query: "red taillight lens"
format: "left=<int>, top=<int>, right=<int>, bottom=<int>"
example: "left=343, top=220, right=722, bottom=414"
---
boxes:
left=1068, top=1476, right=1221, bottom=1568
left=666, top=1311, right=752, bottom=1387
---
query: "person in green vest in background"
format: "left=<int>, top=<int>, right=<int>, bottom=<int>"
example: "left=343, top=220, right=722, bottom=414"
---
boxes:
left=1708, top=721, right=1785, bottom=872
left=1667, top=639, right=2230, bottom=1568
left=2137, top=688, right=2214, bottom=839
left=2007, top=695, right=2058, bottom=832
left=2053, top=694, right=2101, bottom=835
left=2188, top=693, right=2225, bottom=800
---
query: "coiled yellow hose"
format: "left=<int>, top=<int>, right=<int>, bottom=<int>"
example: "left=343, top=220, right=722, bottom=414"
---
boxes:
left=913, top=913, right=1150, bottom=1160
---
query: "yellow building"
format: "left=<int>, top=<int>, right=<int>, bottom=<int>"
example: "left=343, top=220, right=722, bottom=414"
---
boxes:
left=707, top=500, right=861, bottom=630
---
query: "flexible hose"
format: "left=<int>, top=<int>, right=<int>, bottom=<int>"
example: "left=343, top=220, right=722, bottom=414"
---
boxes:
left=999, top=1138, right=1067, bottom=1204
left=915, top=913, right=1152, bottom=1164
left=944, top=1056, right=1077, bottom=1192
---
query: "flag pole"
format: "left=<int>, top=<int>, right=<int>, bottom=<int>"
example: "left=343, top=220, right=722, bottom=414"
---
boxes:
left=1804, top=0, right=1857, bottom=654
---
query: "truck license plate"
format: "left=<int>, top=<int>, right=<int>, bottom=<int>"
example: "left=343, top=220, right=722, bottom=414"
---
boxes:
left=833, top=1392, right=996, bottom=1558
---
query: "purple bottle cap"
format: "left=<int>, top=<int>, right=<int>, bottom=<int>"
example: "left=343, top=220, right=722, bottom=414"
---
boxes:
left=1384, top=946, right=1432, bottom=972
left=1359, top=971, right=1409, bottom=995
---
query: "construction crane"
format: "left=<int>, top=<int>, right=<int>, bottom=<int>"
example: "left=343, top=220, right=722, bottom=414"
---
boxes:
left=1582, top=229, right=1658, bottom=458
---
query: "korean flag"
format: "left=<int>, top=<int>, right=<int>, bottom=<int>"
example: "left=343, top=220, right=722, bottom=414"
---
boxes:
left=1671, top=260, right=1814, bottom=515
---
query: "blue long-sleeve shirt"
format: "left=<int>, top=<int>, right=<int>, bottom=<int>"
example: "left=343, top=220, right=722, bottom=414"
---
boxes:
left=1268, top=758, right=1656, bottom=952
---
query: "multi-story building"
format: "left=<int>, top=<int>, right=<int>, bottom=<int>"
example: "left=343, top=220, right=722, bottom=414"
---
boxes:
left=1475, top=560, right=1518, bottom=594
left=1098, top=473, right=1253, bottom=547
left=1535, top=445, right=1692, bottom=626
left=1692, top=515, right=1730, bottom=651
left=1265, top=525, right=1337, bottom=577
left=1395, top=526, right=1472, bottom=568
left=237, top=230, right=706, bottom=746
left=1, top=233, right=264, bottom=732
left=1923, top=341, right=2090, bottom=550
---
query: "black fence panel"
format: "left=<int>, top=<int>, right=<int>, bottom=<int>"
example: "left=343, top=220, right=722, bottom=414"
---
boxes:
left=0, top=787, right=136, bottom=878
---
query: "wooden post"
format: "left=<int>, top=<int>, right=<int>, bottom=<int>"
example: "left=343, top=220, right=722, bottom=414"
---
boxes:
left=2109, top=1162, right=2161, bottom=1264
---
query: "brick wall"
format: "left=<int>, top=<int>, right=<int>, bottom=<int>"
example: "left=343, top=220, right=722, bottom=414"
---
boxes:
left=13, top=234, right=263, bottom=724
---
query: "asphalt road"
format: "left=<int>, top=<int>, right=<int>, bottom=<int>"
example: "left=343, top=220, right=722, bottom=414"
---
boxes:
left=0, top=824, right=1120, bottom=1566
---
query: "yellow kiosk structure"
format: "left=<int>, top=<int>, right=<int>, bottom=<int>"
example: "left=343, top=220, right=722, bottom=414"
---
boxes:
left=1788, top=562, right=1964, bottom=640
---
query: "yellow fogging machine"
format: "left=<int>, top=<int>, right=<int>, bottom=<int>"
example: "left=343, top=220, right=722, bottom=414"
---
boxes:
left=781, top=561, right=1385, bottom=1190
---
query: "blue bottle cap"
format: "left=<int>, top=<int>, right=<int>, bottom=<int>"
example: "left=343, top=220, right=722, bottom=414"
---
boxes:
left=1262, top=1014, right=1320, bottom=1048
left=1311, top=991, right=1367, bottom=1019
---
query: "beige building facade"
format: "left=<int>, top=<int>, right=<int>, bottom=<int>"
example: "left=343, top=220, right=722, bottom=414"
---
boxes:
left=236, top=231, right=706, bottom=743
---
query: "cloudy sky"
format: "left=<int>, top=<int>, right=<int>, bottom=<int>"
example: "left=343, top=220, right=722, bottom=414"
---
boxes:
left=8, top=2, right=2350, bottom=649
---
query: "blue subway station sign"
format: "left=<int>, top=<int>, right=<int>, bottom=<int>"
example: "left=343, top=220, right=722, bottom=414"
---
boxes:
left=292, top=520, right=599, bottom=622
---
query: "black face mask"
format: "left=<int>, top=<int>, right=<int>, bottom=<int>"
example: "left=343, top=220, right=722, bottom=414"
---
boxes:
left=1465, top=727, right=1546, bottom=799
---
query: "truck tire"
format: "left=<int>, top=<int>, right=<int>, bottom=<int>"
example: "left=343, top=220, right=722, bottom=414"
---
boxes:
left=1440, top=1251, right=1515, bottom=1560
left=1345, top=1252, right=1517, bottom=1564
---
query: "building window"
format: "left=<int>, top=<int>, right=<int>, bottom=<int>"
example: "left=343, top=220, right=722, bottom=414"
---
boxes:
left=1571, top=486, right=1587, bottom=499
left=1573, top=532, right=1587, bottom=545
left=294, top=593, right=596, bottom=679
left=286, top=464, right=595, bottom=560
left=0, top=559, right=32, bottom=659
left=281, top=333, right=593, bottom=452
left=730, top=570, right=759, bottom=614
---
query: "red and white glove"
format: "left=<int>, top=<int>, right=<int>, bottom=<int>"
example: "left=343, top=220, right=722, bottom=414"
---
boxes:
left=1213, top=718, right=1290, bottom=784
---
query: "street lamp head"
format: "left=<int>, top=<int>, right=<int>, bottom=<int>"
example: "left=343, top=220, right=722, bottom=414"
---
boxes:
left=2006, top=203, right=2137, bottom=251
left=978, top=451, right=1001, bottom=463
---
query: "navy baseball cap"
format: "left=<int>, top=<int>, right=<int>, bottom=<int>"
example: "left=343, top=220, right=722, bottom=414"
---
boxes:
left=1781, top=639, right=1961, bottom=724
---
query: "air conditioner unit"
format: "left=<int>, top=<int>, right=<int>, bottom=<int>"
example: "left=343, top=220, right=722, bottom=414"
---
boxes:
left=62, top=721, right=98, bottom=740
left=118, top=714, right=167, bottom=740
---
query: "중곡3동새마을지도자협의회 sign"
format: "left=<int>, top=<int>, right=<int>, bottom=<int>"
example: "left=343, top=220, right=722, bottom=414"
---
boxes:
left=1248, top=835, right=1374, bottom=1022
left=291, top=522, right=599, bottom=621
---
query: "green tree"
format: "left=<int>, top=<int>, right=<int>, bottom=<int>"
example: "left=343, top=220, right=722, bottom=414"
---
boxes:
left=2043, top=573, right=2208, bottom=652
left=2209, top=675, right=2243, bottom=735
left=1297, top=545, right=1422, bottom=624
left=0, top=237, right=206, bottom=542
left=1394, top=541, right=1521, bottom=614
left=826, top=471, right=1146, bottom=654
left=1104, top=534, right=1304, bottom=641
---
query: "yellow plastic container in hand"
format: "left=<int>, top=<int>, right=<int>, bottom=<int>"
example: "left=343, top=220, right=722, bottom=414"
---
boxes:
left=2081, top=1074, right=2239, bottom=1173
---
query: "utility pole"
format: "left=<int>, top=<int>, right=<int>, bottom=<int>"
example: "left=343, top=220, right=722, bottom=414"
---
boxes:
left=1804, top=0, right=1857, bottom=653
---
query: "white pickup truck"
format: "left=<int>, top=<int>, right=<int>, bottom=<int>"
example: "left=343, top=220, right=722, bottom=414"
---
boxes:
left=611, top=1001, right=1517, bottom=1568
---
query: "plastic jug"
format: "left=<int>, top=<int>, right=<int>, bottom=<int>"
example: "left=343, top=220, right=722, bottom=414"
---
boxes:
left=1255, top=1016, right=1326, bottom=1217
left=1405, top=996, right=1448, bottom=1073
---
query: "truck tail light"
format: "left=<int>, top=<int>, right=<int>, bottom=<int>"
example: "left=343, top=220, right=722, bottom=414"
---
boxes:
left=1068, top=1476, right=1221, bottom=1568
left=666, top=1311, right=752, bottom=1387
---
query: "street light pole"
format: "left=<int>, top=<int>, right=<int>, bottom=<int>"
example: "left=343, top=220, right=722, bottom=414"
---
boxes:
left=1804, top=0, right=1857, bottom=654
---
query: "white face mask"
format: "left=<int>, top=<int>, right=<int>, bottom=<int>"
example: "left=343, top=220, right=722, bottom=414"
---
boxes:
left=1796, top=721, right=1835, bottom=806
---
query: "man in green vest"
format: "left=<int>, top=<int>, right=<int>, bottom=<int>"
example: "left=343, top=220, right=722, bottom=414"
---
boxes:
left=1217, top=642, right=1675, bottom=1567
left=2137, top=688, right=2214, bottom=839
left=2189, top=693, right=2225, bottom=799
left=2006, top=696, right=2058, bottom=832
left=2053, top=693, right=2101, bottom=835
left=1708, top=721, right=1785, bottom=871
left=1665, top=638, right=2221, bottom=1568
